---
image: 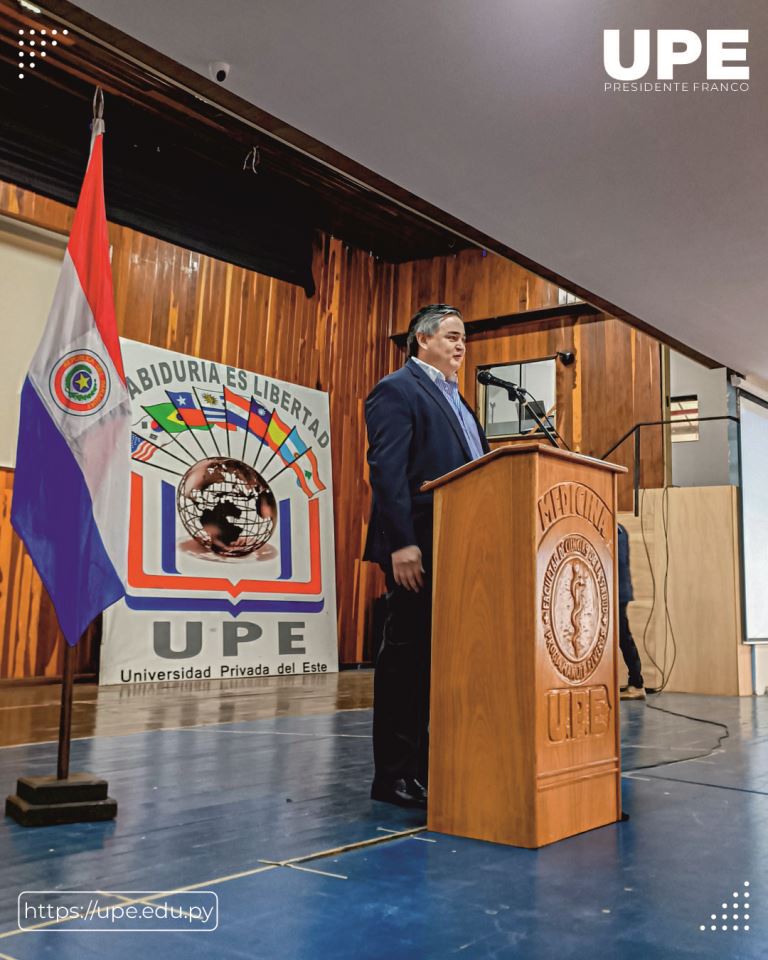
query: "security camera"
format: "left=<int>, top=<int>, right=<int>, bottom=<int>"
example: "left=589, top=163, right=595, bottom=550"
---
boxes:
left=209, top=61, right=230, bottom=83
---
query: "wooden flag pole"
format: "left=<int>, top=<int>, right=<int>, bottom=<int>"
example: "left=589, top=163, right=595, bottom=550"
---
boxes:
left=5, top=620, right=117, bottom=826
left=56, top=639, right=76, bottom=781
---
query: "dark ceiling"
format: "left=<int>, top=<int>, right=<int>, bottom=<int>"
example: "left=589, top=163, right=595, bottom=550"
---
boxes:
left=0, top=0, right=469, bottom=292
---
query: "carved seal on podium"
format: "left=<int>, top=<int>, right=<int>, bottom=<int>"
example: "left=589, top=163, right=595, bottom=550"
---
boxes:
left=541, top=534, right=610, bottom=683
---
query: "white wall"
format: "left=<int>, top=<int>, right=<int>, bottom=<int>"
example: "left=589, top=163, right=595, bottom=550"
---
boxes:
left=0, top=215, right=66, bottom=467
left=669, top=351, right=730, bottom=487
left=753, top=646, right=768, bottom=695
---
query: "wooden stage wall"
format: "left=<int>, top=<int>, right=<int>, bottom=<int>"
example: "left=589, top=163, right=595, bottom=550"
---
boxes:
left=0, top=181, right=662, bottom=679
left=465, top=317, right=664, bottom=507
left=393, top=259, right=665, bottom=508
left=0, top=179, right=399, bottom=678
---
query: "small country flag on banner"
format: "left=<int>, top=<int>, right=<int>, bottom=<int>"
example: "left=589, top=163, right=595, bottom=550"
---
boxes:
left=248, top=399, right=271, bottom=440
left=194, top=388, right=229, bottom=425
left=223, top=387, right=270, bottom=439
left=145, top=401, right=206, bottom=433
left=276, top=427, right=312, bottom=496
left=266, top=410, right=290, bottom=451
left=130, top=432, right=158, bottom=462
left=166, top=390, right=208, bottom=428
left=300, top=449, right=326, bottom=497
left=278, top=427, right=307, bottom=464
left=222, top=386, right=250, bottom=432
left=275, top=428, right=326, bottom=498
left=131, top=423, right=191, bottom=468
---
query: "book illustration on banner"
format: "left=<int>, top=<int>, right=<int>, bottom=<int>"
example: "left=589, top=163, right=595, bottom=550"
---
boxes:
left=101, top=340, right=338, bottom=685
left=129, top=384, right=326, bottom=561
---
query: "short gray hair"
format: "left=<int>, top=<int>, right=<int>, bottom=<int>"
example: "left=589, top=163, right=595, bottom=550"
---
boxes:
left=406, top=304, right=463, bottom=357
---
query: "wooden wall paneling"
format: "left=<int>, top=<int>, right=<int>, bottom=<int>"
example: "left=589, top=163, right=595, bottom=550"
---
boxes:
left=238, top=269, right=270, bottom=376
left=593, top=318, right=624, bottom=457
left=0, top=182, right=399, bottom=677
left=392, top=258, right=417, bottom=336
left=609, top=321, right=662, bottom=505
left=392, top=249, right=563, bottom=333
left=571, top=323, right=583, bottom=451
left=332, top=245, right=395, bottom=663
left=333, top=245, right=367, bottom=663
left=555, top=320, right=578, bottom=451
left=0, top=181, right=74, bottom=235
left=387, top=250, right=664, bottom=514
left=564, top=318, right=663, bottom=509
left=633, top=332, right=665, bottom=492
left=460, top=315, right=663, bottom=511
left=0, top=176, right=667, bottom=676
left=385, top=251, right=663, bottom=509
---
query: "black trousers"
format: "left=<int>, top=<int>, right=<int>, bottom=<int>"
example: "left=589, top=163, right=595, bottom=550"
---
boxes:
left=619, top=602, right=644, bottom=688
left=372, top=566, right=433, bottom=785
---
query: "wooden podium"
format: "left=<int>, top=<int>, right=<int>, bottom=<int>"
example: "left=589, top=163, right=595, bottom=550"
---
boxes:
left=423, top=443, right=625, bottom=848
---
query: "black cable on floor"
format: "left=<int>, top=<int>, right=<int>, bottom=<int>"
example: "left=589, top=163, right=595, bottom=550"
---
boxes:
left=638, top=488, right=665, bottom=685
left=623, top=694, right=730, bottom=772
left=658, top=486, right=678, bottom=691
left=636, top=485, right=685, bottom=694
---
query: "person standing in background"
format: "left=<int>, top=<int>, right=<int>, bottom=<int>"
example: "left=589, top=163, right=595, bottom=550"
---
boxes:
left=618, top=522, right=646, bottom=700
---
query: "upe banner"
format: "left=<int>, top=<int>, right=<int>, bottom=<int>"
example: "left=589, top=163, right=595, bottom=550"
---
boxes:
left=101, top=339, right=338, bottom=684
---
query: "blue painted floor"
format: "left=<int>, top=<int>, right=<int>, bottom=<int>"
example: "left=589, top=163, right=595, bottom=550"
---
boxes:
left=1, top=694, right=766, bottom=959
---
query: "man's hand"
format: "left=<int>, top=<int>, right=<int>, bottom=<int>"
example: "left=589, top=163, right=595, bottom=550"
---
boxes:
left=391, top=545, right=425, bottom=592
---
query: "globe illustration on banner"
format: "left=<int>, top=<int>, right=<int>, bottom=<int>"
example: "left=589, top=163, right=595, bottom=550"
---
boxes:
left=177, top=458, right=277, bottom=557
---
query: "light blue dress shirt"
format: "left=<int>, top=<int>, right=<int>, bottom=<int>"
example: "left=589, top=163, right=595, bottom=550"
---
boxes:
left=411, top=357, right=485, bottom=461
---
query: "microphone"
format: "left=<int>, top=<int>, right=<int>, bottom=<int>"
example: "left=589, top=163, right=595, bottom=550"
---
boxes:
left=477, top=369, right=520, bottom=393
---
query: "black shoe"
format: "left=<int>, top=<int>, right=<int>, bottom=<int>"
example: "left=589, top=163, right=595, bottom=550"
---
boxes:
left=370, top=777, right=428, bottom=809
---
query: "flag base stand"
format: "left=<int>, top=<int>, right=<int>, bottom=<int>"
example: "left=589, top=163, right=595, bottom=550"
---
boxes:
left=5, top=774, right=117, bottom=827
left=5, top=632, right=116, bottom=827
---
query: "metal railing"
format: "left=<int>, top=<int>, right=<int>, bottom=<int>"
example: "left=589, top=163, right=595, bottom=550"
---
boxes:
left=601, top=415, right=740, bottom=515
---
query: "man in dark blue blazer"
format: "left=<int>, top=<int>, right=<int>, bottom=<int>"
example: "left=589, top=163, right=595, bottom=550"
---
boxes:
left=364, top=304, right=489, bottom=808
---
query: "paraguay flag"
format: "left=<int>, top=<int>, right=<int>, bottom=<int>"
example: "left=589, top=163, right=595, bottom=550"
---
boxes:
left=11, top=121, right=131, bottom=646
left=223, top=386, right=250, bottom=432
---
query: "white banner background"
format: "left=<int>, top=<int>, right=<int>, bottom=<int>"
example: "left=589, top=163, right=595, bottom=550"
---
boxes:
left=101, top=339, right=337, bottom=684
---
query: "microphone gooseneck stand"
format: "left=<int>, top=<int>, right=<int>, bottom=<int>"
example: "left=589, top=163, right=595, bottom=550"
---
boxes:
left=477, top=370, right=567, bottom=450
